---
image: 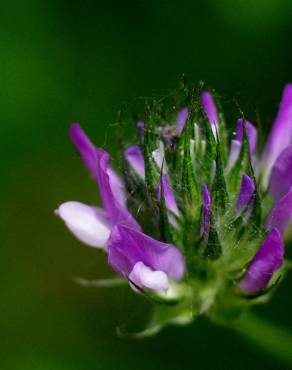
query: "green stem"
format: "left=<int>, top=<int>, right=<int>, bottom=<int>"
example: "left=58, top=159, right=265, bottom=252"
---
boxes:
left=235, top=312, right=292, bottom=366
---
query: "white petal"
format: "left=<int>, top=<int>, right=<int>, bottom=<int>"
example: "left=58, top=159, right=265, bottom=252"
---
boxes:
left=107, top=167, right=127, bottom=208
left=227, top=140, right=242, bottom=171
left=56, top=201, right=111, bottom=249
left=129, top=261, right=169, bottom=291
left=152, top=141, right=168, bottom=173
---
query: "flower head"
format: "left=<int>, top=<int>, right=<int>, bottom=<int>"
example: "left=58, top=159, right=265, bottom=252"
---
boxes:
left=57, top=82, right=291, bottom=335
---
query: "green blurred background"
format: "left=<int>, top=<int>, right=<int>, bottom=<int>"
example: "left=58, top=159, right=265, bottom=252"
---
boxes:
left=2, top=1, right=292, bottom=369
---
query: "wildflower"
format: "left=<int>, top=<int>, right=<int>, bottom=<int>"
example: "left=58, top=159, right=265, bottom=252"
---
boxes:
left=57, top=124, right=185, bottom=295
left=57, top=82, right=292, bottom=335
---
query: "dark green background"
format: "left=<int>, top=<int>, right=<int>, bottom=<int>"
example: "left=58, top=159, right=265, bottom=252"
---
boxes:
left=2, top=1, right=292, bottom=369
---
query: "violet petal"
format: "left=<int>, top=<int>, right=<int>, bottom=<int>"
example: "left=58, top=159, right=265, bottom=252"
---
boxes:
left=239, top=228, right=284, bottom=292
left=269, top=145, right=292, bottom=202
left=125, top=145, right=145, bottom=180
left=70, top=123, right=97, bottom=178
left=262, top=84, right=292, bottom=186
left=236, top=119, right=257, bottom=155
left=95, top=148, right=141, bottom=230
left=70, top=124, right=140, bottom=230
left=236, top=174, right=255, bottom=214
left=157, top=174, right=180, bottom=216
left=108, top=224, right=185, bottom=282
left=176, top=108, right=189, bottom=135
left=201, top=91, right=219, bottom=138
left=266, top=187, right=292, bottom=234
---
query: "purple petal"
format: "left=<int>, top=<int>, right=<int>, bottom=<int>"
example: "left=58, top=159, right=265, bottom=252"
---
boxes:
left=239, top=228, right=284, bottom=292
left=201, top=184, right=211, bottom=240
left=95, top=148, right=141, bottom=230
left=70, top=123, right=97, bottom=177
left=236, top=174, right=255, bottom=214
left=125, top=145, right=145, bottom=180
left=236, top=119, right=257, bottom=155
left=269, top=145, right=292, bottom=202
left=129, top=261, right=169, bottom=291
left=263, top=84, right=292, bottom=185
left=70, top=124, right=140, bottom=230
left=108, top=224, right=185, bottom=282
left=56, top=202, right=111, bottom=249
left=266, top=187, right=292, bottom=234
left=176, top=108, right=189, bottom=135
left=201, top=91, right=219, bottom=137
left=157, top=174, right=180, bottom=216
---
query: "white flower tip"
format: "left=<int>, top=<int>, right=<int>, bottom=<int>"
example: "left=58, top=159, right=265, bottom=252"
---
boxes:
left=129, top=261, right=169, bottom=292
left=57, top=201, right=111, bottom=250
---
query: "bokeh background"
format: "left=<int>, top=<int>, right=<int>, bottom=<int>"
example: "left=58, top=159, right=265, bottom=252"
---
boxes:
left=2, top=1, right=292, bottom=369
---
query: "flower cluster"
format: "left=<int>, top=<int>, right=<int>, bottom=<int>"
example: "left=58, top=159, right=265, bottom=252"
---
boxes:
left=57, top=82, right=292, bottom=335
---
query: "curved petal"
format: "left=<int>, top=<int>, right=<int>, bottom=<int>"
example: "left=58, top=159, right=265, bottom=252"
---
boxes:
left=176, top=108, right=189, bottom=135
left=266, top=187, right=292, bottom=234
left=262, top=84, right=292, bottom=186
left=239, top=228, right=284, bottom=292
left=96, top=148, right=141, bottom=230
left=107, top=167, right=127, bottom=208
left=157, top=174, right=180, bottom=216
left=70, top=123, right=97, bottom=177
left=236, top=119, right=257, bottom=155
left=56, top=202, right=110, bottom=249
left=201, top=91, right=219, bottom=138
left=269, top=145, right=292, bottom=202
left=108, top=224, right=185, bottom=282
left=236, top=174, right=255, bottom=214
left=70, top=124, right=140, bottom=230
left=129, top=261, right=169, bottom=291
left=125, top=146, right=145, bottom=180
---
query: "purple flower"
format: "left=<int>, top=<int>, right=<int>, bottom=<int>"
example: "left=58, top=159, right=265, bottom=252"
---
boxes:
left=56, top=124, right=140, bottom=249
left=268, top=145, right=292, bottom=203
left=236, top=174, right=255, bottom=215
left=201, top=184, right=211, bottom=241
left=201, top=91, right=219, bottom=138
left=125, top=145, right=145, bottom=180
left=240, top=228, right=284, bottom=293
left=262, top=84, right=292, bottom=186
left=176, top=108, right=189, bottom=135
left=266, top=187, right=292, bottom=234
left=108, top=224, right=185, bottom=291
left=57, top=83, right=292, bottom=325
